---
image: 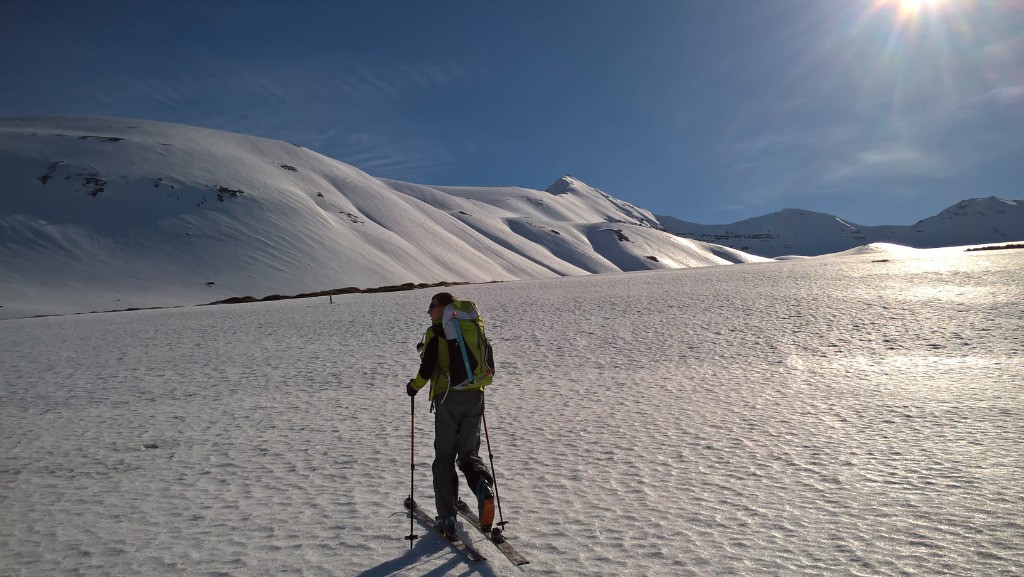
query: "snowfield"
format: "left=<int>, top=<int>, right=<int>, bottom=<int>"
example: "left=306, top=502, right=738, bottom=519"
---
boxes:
left=2, top=246, right=1022, bottom=576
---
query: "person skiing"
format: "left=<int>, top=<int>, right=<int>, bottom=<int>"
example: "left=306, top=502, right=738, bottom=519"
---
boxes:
left=406, top=292, right=495, bottom=539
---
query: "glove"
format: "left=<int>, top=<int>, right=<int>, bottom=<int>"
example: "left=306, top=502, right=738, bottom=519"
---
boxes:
left=406, top=379, right=419, bottom=397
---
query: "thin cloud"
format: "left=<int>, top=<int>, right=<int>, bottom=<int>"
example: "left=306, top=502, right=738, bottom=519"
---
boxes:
left=986, top=85, right=1024, bottom=105
left=829, top=141, right=949, bottom=181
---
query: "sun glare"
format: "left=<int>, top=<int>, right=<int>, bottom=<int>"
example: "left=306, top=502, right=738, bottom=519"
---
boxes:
left=878, top=0, right=952, bottom=20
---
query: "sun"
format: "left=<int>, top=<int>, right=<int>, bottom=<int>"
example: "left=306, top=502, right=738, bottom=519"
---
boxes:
left=885, top=0, right=951, bottom=19
left=899, top=0, right=943, bottom=10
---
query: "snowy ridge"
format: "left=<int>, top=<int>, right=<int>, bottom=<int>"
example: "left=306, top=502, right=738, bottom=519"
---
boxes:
left=0, top=116, right=764, bottom=319
left=659, top=199, right=1024, bottom=257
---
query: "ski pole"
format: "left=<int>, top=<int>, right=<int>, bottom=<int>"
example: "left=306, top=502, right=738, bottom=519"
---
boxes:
left=404, top=396, right=418, bottom=548
left=481, top=410, right=507, bottom=529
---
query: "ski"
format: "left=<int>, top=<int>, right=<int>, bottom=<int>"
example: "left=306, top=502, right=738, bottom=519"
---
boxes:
left=456, top=499, right=529, bottom=566
left=404, top=499, right=486, bottom=562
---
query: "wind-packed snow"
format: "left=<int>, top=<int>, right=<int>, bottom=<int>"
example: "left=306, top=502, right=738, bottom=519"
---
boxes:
left=2, top=246, right=1022, bottom=576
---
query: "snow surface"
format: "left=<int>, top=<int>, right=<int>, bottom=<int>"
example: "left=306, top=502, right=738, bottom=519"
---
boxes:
left=0, top=117, right=767, bottom=321
left=3, top=245, right=1022, bottom=576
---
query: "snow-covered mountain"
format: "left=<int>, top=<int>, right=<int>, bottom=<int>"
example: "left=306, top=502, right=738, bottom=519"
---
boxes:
left=0, top=116, right=765, bottom=319
left=658, top=197, right=1024, bottom=257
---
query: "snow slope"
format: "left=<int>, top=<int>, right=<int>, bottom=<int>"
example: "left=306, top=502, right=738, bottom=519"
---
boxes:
left=659, top=198, right=1024, bottom=257
left=2, top=247, right=1022, bottom=576
left=0, top=117, right=765, bottom=320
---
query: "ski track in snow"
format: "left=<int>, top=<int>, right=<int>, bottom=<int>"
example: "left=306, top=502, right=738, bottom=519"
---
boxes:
left=2, top=250, right=1023, bottom=576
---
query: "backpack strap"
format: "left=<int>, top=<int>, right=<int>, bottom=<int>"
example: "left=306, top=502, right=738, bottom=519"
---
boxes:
left=449, top=309, right=476, bottom=387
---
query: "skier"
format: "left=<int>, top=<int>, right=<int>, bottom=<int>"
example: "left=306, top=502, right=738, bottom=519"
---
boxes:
left=406, top=292, right=495, bottom=539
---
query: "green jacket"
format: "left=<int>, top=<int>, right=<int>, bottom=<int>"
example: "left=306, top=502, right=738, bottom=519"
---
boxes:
left=409, top=321, right=452, bottom=399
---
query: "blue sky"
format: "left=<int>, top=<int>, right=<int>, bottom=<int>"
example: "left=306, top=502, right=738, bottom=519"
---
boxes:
left=2, top=0, right=1022, bottom=225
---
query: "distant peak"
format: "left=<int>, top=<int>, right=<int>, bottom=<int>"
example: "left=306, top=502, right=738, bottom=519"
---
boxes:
left=770, top=208, right=836, bottom=218
left=957, top=196, right=1018, bottom=207
left=934, top=196, right=1022, bottom=217
left=545, top=175, right=587, bottom=195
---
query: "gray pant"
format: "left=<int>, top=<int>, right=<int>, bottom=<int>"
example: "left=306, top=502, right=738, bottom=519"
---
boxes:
left=432, top=389, right=492, bottom=518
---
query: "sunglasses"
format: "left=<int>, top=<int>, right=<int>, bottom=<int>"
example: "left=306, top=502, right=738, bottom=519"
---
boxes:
left=427, top=302, right=438, bottom=313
